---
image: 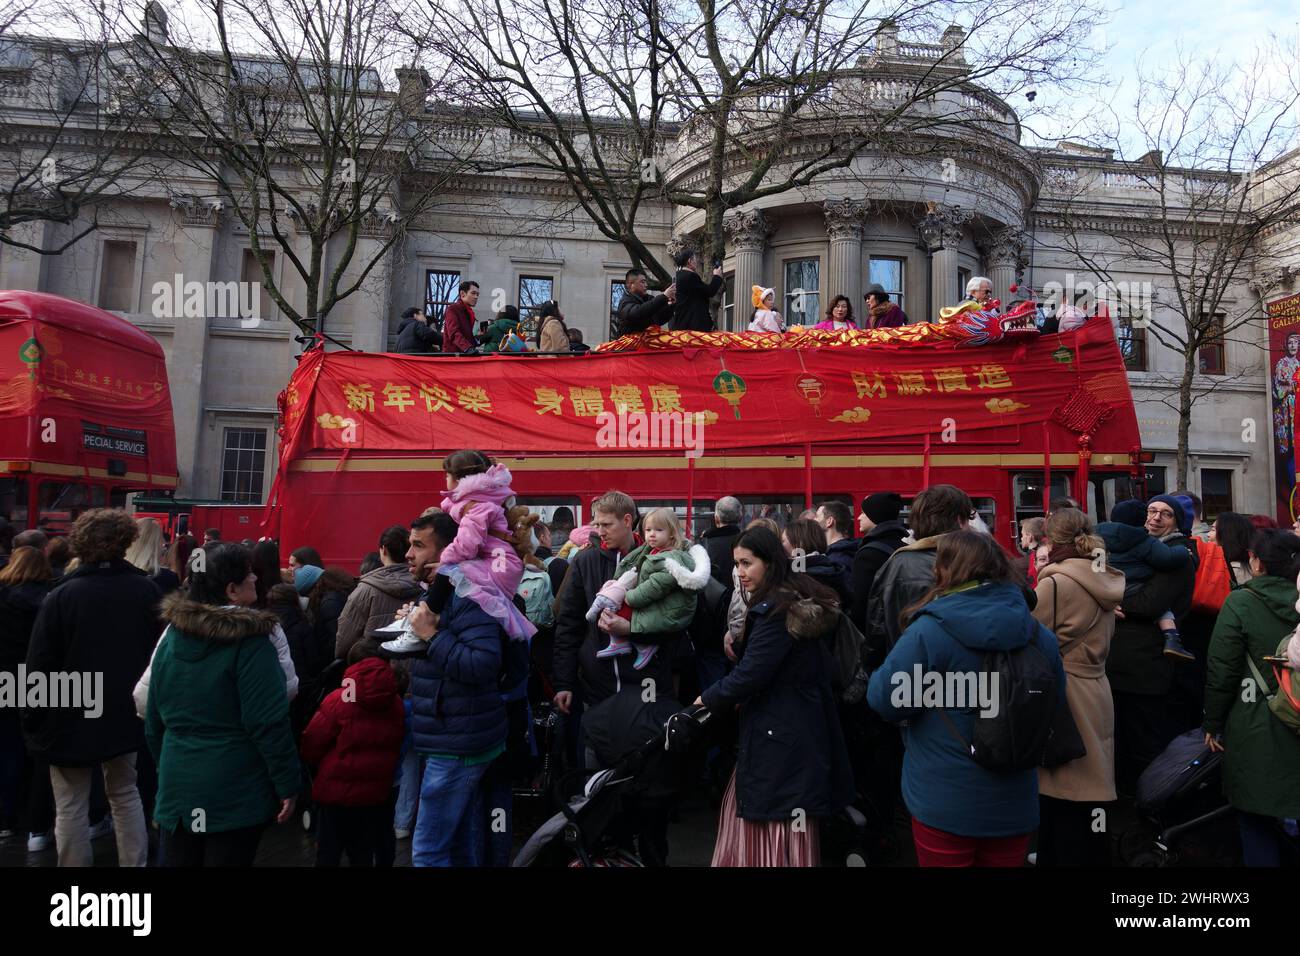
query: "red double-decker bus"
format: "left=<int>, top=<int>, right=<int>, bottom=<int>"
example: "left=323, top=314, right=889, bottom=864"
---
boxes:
left=263, top=317, right=1143, bottom=568
left=0, top=291, right=178, bottom=533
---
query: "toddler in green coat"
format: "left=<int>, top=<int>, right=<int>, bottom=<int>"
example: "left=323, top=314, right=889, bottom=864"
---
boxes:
left=587, top=508, right=711, bottom=669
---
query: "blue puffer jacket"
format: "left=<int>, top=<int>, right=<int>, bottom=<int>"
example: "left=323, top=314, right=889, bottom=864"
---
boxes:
left=867, top=581, right=1065, bottom=838
left=410, top=593, right=506, bottom=757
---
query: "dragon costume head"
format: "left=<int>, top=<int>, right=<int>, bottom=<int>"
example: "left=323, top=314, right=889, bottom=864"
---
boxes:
left=937, top=299, right=1040, bottom=347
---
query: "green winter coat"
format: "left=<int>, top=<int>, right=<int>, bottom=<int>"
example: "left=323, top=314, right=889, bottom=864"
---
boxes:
left=145, top=594, right=302, bottom=834
left=480, top=318, right=518, bottom=351
left=1203, top=573, right=1300, bottom=818
left=615, top=543, right=711, bottom=635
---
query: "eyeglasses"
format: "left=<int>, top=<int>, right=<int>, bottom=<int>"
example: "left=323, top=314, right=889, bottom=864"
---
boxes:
left=1146, top=508, right=1175, bottom=518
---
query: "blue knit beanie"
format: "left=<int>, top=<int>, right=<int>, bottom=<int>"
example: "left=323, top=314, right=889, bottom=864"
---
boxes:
left=1148, top=494, right=1190, bottom=535
left=294, top=564, right=324, bottom=594
left=1110, top=499, right=1146, bottom=527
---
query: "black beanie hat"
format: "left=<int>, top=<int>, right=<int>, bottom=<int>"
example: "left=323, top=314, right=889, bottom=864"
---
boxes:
left=863, top=492, right=904, bottom=525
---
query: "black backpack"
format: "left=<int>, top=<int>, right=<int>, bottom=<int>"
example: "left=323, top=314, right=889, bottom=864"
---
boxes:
left=941, top=620, right=1059, bottom=772
left=827, top=612, right=870, bottom=704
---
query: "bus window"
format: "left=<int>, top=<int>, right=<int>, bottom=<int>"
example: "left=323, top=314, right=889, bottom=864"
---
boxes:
left=637, top=499, right=717, bottom=542
left=91, top=486, right=107, bottom=508
left=1098, top=474, right=1153, bottom=521
left=898, top=496, right=996, bottom=536
left=39, top=481, right=92, bottom=533
left=735, top=495, right=852, bottom=533
left=0, top=477, right=28, bottom=526
left=513, top=498, right=582, bottom=544
left=1011, top=472, right=1071, bottom=525
left=111, top=487, right=132, bottom=509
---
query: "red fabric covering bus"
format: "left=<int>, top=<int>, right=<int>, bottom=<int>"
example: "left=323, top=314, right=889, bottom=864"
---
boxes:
left=0, top=291, right=178, bottom=532
left=264, top=316, right=1143, bottom=568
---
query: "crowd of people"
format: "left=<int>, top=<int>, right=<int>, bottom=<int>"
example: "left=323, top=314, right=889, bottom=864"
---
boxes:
left=390, top=257, right=1099, bottom=357
left=2, top=467, right=1300, bottom=869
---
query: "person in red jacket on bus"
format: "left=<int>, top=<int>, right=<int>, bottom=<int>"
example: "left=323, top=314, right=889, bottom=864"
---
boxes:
left=441, top=281, right=479, bottom=354
left=300, top=640, right=405, bottom=867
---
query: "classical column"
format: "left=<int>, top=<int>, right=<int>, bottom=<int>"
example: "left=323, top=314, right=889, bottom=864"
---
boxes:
left=823, top=199, right=869, bottom=311
left=167, top=197, right=223, bottom=497
left=927, top=204, right=969, bottom=313
left=722, top=210, right=775, bottom=331
left=978, top=225, right=1028, bottom=303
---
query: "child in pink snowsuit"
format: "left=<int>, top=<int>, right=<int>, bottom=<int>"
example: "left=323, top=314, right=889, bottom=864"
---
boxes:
left=431, top=451, right=536, bottom=641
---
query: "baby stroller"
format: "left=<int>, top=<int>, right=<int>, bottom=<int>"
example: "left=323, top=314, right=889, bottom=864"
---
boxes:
left=513, top=697, right=711, bottom=867
left=1119, top=728, right=1233, bottom=866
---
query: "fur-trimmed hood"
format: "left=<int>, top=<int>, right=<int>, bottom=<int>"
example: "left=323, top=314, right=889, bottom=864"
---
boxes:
left=785, top=595, right=840, bottom=641
left=664, top=544, right=712, bottom=591
left=445, top=463, right=515, bottom=508
left=160, top=592, right=280, bottom=641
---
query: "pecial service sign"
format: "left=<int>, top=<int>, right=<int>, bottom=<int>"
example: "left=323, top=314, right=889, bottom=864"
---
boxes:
left=81, top=421, right=148, bottom=458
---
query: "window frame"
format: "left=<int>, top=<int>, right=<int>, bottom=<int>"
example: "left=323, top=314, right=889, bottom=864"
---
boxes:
left=518, top=274, right=556, bottom=334
left=1198, top=314, right=1226, bottom=376
left=97, top=238, right=140, bottom=313
left=424, top=269, right=462, bottom=329
left=240, top=248, right=277, bottom=322
left=219, top=426, right=269, bottom=504
left=783, top=256, right=821, bottom=326
left=869, top=256, right=906, bottom=315
left=609, top=279, right=628, bottom=341
left=1117, top=315, right=1148, bottom=371
left=1200, top=467, right=1235, bottom=518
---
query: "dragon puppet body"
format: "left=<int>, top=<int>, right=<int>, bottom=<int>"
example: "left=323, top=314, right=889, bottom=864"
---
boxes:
left=595, top=298, right=1041, bottom=353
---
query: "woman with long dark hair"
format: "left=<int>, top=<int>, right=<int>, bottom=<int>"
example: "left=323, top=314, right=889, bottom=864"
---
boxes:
left=868, top=530, right=1064, bottom=867
left=535, top=301, right=569, bottom=352
left=1210, top=511, right=1255, bottom=587
left=1203, top=528, right=1300, bottom=866
left=251, top=539, right=283, bottom=608
left=699, top=527, right=853, bottom=866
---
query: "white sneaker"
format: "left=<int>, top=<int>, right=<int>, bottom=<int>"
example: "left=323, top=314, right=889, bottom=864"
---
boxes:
left=1026, top=851, right=1037, bottom=866
left=89, top=817, right=114, bottom=840
left=394, top=828, right=411, bottom=840
left=380, top=622, right=428, bottom=658
left=27, top=831, right=52, bottom=852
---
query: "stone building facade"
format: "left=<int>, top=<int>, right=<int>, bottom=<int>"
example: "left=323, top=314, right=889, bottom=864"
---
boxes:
left=1, top=22, right=1294, bottom=517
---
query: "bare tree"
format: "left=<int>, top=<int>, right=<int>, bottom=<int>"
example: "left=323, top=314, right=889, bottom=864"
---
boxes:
left=1041, top=43, right=1300, bottom=488
left=0, top=0, right=156, bottom=253
left=425, top=0, right=1104, bottom=282
left=105, top=0, right=463, bottom=335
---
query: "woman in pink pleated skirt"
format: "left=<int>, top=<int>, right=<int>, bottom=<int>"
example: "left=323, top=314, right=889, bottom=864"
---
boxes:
left=697, top=526, right=854, bottom=867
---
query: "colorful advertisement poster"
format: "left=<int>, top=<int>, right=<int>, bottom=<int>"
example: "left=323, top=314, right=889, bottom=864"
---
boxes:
left=1268, top=292, right=1300, bottom=522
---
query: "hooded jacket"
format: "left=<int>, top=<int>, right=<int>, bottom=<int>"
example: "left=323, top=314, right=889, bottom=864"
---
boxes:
left=825, top=537, right=857, bottom=577
left=1203, top=574, right=1300, bottom=817
left=850, top=520, right=908, bottom=635
left=614, top=543, right=711, bottom=634
left=1033, top=558, right=1125, bottom=802
left=300, top=656, right=405, bottom=806
left=1096, top=521, right=1190, bottom=590
left=868, top=581, right=1065, bottom=837
left=22, top=559, right=160, bottom=766
left=334, top=562, right=422, bottom=660
left=702, top=593, right=853, bottom=820
left=145, top=594, right=302, bottom=833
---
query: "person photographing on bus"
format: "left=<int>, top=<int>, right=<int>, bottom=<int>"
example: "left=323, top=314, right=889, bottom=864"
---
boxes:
left=615, top=269, right=676, bottom=337
left=669, top=248, right=723, bottom=333
left=380, top=450, right=535, bottom=657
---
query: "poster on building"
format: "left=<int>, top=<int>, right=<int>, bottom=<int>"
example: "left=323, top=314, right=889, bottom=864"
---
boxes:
left=1268, top=292, right=1300, bottom=523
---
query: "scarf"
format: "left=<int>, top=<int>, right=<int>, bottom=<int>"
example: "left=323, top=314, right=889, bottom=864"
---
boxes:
left=869, top=301, right=893, bottom=327
left=1048, top=542, right=1081, bottom=567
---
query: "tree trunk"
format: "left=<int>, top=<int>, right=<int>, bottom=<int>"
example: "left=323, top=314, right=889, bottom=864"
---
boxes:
left=1176, top=349, right=1196, bottom=490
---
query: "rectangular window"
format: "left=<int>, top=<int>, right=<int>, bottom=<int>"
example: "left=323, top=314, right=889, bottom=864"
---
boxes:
left=957, top=267, right=971, bottom=304
left=722, top=273, right=735, bottom=332
left=518, top=275, right=555, bottom=333
left=0, top=477, right=28, bottom=527
left=1117, top=316, right=1148, bottom=371
left=38, top=480, right=92, bottom=534
left=783, top=258, right=820, bottom=325
left=1199, top=314, right=1225, bottom=375
left=98, top=240, right=137, bottom=312
left=1201, top=468, right=1234, bottom=518
left=425, top=269, right=461, bottom=328
left=609, top=279, right=627, bottom=341
left=869, top=257, right=905, bottom=315
left=512, top=498, right=582, bottom=542
left=241, top=249, right=275, bottom=320
left=220, top=428, right=267, bottom=504
left=637, top=499, right=718, bottom=543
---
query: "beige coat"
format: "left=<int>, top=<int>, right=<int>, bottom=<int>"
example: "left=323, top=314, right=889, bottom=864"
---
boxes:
left=1033, top=558, right=1125, bottom=802
left=539, top=317, right=568, bottom=352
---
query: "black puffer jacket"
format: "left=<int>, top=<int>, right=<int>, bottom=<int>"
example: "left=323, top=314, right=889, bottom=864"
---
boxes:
left=395, top=316, right=441, bottom=354
left=701, top=524, right=741, bottom=587
left=23, top=560, right=161, bottom=766
left=0, top=580, right=49, bottom=674
left=850, top=520, right=908, bottom=633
